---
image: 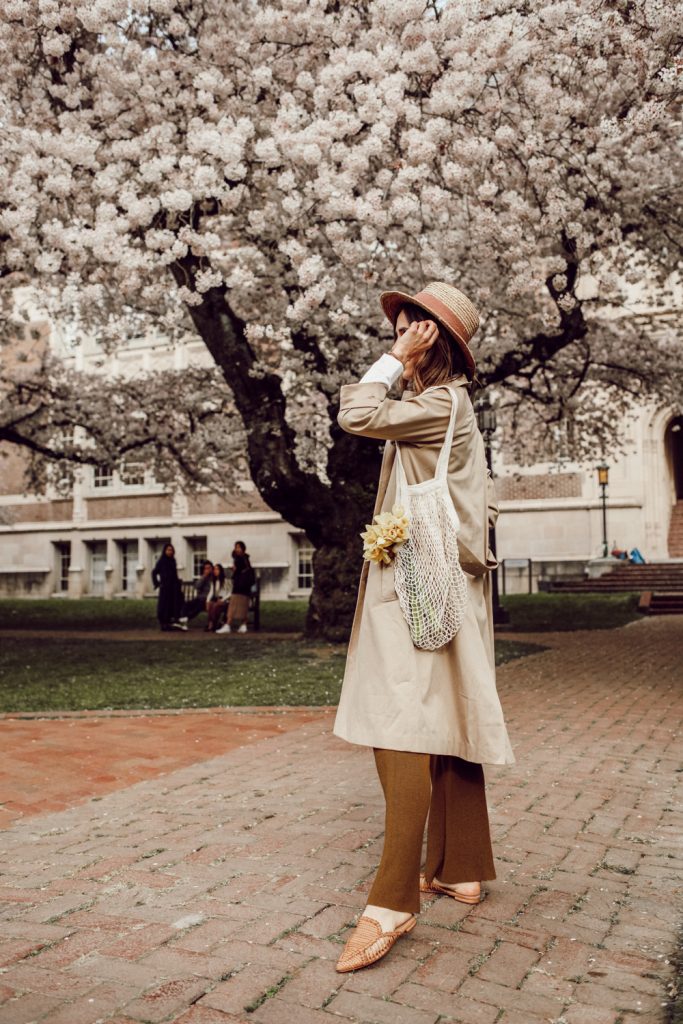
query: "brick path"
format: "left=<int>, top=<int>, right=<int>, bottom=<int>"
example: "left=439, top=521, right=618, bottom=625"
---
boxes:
left=0, top=708, right=331, bottom=828
left=0, top=616, right=681, bottom=1024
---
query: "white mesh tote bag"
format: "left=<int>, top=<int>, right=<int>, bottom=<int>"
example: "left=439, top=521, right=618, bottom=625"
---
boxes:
left=393, top=385, right=469, bottom=650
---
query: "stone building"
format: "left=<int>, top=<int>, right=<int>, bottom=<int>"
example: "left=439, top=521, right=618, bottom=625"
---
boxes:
left=0, top=452, right=314, bottom=601
left=0, top=305, right=314, bottom=601
left=492, top=403, right=682, bottom=593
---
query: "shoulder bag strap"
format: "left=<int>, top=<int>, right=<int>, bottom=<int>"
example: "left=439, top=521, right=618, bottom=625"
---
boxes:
left=394, top=384, right=459, bottom=494
left=434, top=386, right=459, bottom=482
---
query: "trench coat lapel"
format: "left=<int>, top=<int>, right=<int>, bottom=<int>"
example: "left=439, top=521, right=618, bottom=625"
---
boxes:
left=349, top=390, right=414, bottom=650
left=372, top=388, right=416, bottom=515
left=373, top=442, right=396, bottom=516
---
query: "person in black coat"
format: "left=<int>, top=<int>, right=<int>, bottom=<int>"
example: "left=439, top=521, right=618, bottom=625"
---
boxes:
left=151, top=544, right=183, bottom=632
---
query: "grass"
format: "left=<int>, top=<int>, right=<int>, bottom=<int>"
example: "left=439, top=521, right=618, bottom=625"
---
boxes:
left=499, top=592, right=642, bottom=631
left=0, top=637, right=342, bottom=712
left=0, top=592, right=640, bottom=712
left=0, top=635, right=544, bottom=714
left=0, top=593, right=642, bottom=636
left=0, top=598, right=307, bottom=633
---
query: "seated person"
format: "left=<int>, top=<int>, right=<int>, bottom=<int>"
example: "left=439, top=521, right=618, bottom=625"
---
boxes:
left=176, top=559, right=213, bottom=629
left=206, top=563, right=230, bottom=632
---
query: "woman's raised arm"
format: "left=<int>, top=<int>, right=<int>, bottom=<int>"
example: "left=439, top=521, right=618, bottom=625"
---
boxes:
left=337, top=379, right=453, bottom=445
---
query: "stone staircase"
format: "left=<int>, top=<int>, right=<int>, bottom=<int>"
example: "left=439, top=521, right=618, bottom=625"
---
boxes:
left=639, top=591, right=683, bottom=615
left=668, top=500, right=683, bottom=558
left=550, top=561, right=683, bottom=615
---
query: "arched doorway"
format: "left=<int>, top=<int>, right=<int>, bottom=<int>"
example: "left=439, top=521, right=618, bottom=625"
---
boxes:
left=664, top=416, right=683, bottom=557
left=665, top=416, right=683, bottom=500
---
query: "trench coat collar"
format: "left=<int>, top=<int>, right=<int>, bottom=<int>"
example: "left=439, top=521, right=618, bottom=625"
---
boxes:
left=400, top=373, right=469, bottom=402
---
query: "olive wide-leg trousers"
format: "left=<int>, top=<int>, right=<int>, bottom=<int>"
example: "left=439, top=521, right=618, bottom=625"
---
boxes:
left=366, top=748, right=497, bottom=914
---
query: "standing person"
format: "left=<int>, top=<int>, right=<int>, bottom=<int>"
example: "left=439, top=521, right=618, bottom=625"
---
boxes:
left=176, top=559, right=213, bottom=630
left=151, top=543, right=183, bottom=632
left=205, top=563, right=229, bottom=632
left=333, top=282, right=515, bottom=974
left=217, top=542, right=254, bottom=634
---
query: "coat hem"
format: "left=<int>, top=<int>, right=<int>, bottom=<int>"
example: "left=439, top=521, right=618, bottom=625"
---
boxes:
left=332, top=723, right=516, bottom=766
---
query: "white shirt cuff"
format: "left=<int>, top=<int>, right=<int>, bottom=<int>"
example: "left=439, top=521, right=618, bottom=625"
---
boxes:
left=359, top=353, right=404, bottom=387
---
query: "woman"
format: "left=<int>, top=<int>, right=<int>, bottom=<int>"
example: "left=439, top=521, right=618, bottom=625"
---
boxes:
left=151, top=543, right=182, bottom=632
left=217, top=542, right=254, bottom=634
left=333, top=281, right=515, bottom=974
left=205, top=563, right=229, bottom=632
left=175, top=559, right=214, bottom=631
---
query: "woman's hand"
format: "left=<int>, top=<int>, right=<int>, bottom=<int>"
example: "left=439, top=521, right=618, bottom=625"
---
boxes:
left=390, top=319, right=439, bottom=371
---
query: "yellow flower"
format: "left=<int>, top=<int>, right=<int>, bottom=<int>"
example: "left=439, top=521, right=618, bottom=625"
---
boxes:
left=366, top=545, right=392, bottom=565
left=360, top=524, right=379, bottom=545
left=360, top=504, right=410, bottom=563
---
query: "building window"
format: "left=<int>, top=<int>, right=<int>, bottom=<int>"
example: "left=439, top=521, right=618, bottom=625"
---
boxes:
left=187, top=537, right=208, bottom=579
left=89, top=541, right=107, bottom=596
left=120, top=459, right=145, bottom=486
left=120, top=540, right=138, bottom=592
left=296, top=540, right=314, bottom=590
left=551, top=417, right=577, bottom=463
left=93, top=465, right=113, bottom=489
left=55, top=542, right=70, bottom=593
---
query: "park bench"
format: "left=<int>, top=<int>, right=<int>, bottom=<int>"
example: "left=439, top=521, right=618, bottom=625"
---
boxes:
left=180, top=575, right=261, bottom=631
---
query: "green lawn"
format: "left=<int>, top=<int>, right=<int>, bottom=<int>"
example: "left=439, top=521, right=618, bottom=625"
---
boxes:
left=0, top=598, right=307, bottom=633
left=0, top=592, right=642, bottom=635
left=0, top=592, right=640, bottom=713
left=0, top=636, right=544, bottom=713
left=499, top=592, right=641, bottom=631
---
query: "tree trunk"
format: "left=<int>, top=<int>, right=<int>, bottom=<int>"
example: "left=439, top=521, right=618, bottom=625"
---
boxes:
left=303, top=427, right=382, bottom=641
left=294, top=431, right=382, bottom=640
left=304, top=534, right=365, bottom=643
left=174, top=265, right=382, bottom=642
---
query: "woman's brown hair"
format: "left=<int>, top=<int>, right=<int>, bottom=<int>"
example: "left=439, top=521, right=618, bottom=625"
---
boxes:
left=394, top=303, right=470, bottom=394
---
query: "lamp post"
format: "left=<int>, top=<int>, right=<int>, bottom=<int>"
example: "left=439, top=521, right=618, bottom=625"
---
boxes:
left=597, top=461, right=609, bottom=557
left=475, top=393, right=509, bottom=626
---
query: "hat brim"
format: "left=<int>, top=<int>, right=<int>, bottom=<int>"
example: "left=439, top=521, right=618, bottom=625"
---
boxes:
left=379, top=290, right=476, bottom=377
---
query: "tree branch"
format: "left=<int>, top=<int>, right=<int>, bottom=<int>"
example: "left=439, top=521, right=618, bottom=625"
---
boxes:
left=169, top=257, right=336, bottom=541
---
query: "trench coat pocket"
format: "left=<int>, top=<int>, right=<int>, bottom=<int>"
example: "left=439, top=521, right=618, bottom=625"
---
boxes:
left=379, top=560, right=399, bottom=602
left=485, top=546, right=499, bottom=572
left=459, top=542, right=498, bottom=576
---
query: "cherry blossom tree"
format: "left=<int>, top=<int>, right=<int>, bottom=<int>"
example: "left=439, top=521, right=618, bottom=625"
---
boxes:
left=0, top=347, right=245, bottom=496
left=0, top=0, right=681, bottom=637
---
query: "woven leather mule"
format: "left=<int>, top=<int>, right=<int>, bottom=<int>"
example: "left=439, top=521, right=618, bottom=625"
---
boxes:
left=336, top=914, right=416, bottom=973
left=419, top=874, right=486, bottom=905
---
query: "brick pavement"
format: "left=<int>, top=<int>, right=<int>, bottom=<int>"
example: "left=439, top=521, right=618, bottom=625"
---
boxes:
left=0, top=615, right=681, bottom=1024
left=0, top=708, right=332, bottom=828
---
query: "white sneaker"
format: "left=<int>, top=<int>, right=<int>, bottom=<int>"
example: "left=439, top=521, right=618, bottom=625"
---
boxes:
left=216, top=624, right=231, bottom=634
left=237, top=624, right=247, bottom=634
left=178, top=616, right=188, bottom=624
left=172, top=622, right=188, bottom=631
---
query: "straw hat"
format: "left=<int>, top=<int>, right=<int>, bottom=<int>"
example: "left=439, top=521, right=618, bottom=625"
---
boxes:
left=379, top=281, right=480, bottom=377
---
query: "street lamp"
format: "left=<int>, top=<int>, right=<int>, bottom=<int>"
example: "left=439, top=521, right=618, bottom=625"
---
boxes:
left=597, top=461, right=609, bottom=557
left=475, top=393, right=509, bottom=626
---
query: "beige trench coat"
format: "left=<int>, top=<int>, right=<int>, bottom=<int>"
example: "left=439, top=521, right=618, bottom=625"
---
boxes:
left=333, top=375, right=515, bottom=766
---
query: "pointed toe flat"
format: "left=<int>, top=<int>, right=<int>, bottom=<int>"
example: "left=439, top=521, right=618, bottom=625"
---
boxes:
left=419, top=873, right=486, bottom=905
left=335, top=914, right=416, bottom=973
